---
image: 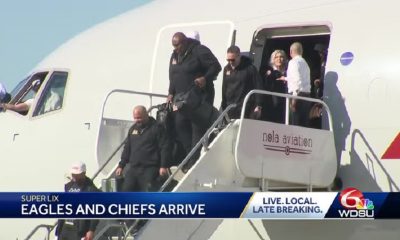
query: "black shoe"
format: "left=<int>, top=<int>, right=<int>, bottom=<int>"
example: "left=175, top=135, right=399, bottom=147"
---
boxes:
left=130, top=226, right=140, bottom=236
left=181, top=166, right=189, bottom=174
left=181, top=160, right=195, bottom=173
left=331, top=177, right=343, bottom=191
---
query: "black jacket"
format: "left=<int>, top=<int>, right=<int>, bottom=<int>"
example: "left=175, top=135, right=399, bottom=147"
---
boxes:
left=169, top=39, right=221, bottom=95
left=56, top=177, right=100, bottom=237
left=119, top=117, right=171, bottom=169
left=221, top=56, right=262, bottom=117
left=264, top=68, right=287, bottom=94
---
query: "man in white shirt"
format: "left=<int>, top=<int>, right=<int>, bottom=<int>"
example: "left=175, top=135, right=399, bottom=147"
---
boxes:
left=285, top=42, right=311, bottom=127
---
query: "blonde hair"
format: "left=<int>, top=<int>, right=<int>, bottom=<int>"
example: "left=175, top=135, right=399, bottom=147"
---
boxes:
left=270, top=49, right=288, bottom=69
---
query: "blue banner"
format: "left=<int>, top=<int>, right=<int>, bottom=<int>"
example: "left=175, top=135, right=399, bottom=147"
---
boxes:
left=1, top=190, right=400, bottom=219
left=0, top=192, right=252, bottom=218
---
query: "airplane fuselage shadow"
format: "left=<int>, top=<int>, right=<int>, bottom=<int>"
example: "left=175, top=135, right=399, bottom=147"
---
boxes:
left=343, top=129, right=399, bottom=192
left=323, top=71, right=351, bottom=174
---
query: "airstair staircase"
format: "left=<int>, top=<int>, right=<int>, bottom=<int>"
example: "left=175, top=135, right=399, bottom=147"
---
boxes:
left=119, top=90, right=338, bottom=240
left=25, top=90, right=337, bottom=240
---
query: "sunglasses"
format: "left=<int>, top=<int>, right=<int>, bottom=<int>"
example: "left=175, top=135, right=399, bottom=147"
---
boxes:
left=226, top=58, right=236, bottom=62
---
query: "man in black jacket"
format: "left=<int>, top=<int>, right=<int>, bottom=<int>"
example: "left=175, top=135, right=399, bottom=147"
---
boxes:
left=221, top=45, right=262, bottom=119
left=116, top=105, right=170, bottom=192
left=56, top=162, right=100, bottom=240
left=167, top=32, right=221, bottom=105
left=167, top=32, right=221, bottom=171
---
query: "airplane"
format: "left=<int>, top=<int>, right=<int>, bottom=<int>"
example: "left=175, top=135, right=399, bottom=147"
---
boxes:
left=1, top=0, right=400, bottom=239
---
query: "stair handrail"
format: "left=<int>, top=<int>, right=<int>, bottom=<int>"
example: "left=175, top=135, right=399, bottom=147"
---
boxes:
left=240, top=89, right=333, bottom=131
left=99, top=89, right=167, bottom=119
left=24, top=224, right=54, bottom=240
left=95, top=89, right=168, bottom=181
left=25, top=139, right=127, bottom=240
left=91, top=138, right=127, bottom=181
left=238, top=90, right=335, bottom=190
left=93, top=102, right=170, bottom=185
left=159, top=103, right=237, bottom=192
left=93, top=222, right=127, bottom=240
left=351, top=129, right=400, bottom=192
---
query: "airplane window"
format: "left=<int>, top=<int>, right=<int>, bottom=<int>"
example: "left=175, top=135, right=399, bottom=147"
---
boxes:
left=33, top=71, right=68, bottom=116
left=2, top=72, right=48, bottom=115
left=10, top=72, right=48, bottom=105
left=9, top=77, right=29, bottom=100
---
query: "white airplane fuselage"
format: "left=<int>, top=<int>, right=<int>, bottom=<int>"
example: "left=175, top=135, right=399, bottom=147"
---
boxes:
left=1, top=0, right=400, bottom=239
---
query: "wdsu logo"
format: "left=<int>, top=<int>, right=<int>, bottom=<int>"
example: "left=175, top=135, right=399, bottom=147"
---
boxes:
left=338, top=188, right=374, bottom=218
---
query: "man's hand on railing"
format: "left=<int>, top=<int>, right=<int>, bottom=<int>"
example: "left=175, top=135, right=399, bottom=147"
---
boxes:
left=159, top=167, right=168, bottom=176
left=253, top=106, right=262, bottom=119
left=115, top=167, right=123, bottom=176
left=290, top=99, right=297, bottom=112
left=84, top=230, right=94, bottom=240
left=166, top=94, right=173, bottom=103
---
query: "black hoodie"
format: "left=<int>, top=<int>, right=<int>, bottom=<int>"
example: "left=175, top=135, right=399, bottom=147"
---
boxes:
left=169, top=38, right=221, bottom=96
left=119, top=117, right=171, bottom=169
left=221, top=56, right=262, bottom=117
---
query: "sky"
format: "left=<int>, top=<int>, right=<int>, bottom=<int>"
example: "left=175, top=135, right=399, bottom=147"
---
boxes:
left=0, top=0, right=151, bottom=91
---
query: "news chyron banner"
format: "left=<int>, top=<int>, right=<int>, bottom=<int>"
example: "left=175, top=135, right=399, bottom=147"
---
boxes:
left=0, top=188, right=399, bottom=219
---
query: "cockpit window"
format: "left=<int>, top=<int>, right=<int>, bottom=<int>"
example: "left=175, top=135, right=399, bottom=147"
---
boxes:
left=10, top=77, right=28, bottom=100
left=10, top=72, right=48, bottom=105
left=33, top=71, right=68, bottom=116
left=3, top=72, right=48, bottom=115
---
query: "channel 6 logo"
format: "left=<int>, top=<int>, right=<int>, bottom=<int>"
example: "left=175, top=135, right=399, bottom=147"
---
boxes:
left=338, top=188, right=374, bottom=218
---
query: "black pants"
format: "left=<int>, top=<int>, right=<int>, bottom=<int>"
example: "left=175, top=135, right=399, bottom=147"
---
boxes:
left=261, top=96, right=286, bottom=123
left=290, top=92, right=311, bottom=127
left=121, top=167, right=159, bottom=192
left=59, top=224, right=82, bottom=240
left=173, top=88, right=214, bottom=169
left=205, top=85, right=215, bottom=106
left=174, top=111, right=206, bottom=168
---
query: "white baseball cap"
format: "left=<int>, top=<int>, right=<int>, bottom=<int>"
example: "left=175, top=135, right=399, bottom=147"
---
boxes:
left=31, top=79, right=41, bottom=87
left=70, top=161, right=86, bottom=174
left=185, top=30, right=200, bottom=41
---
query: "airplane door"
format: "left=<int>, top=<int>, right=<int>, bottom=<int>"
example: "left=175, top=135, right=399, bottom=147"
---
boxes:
left=149, top=21, right=235, bottom=106
left=249, top=25, right=331, bottom=71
